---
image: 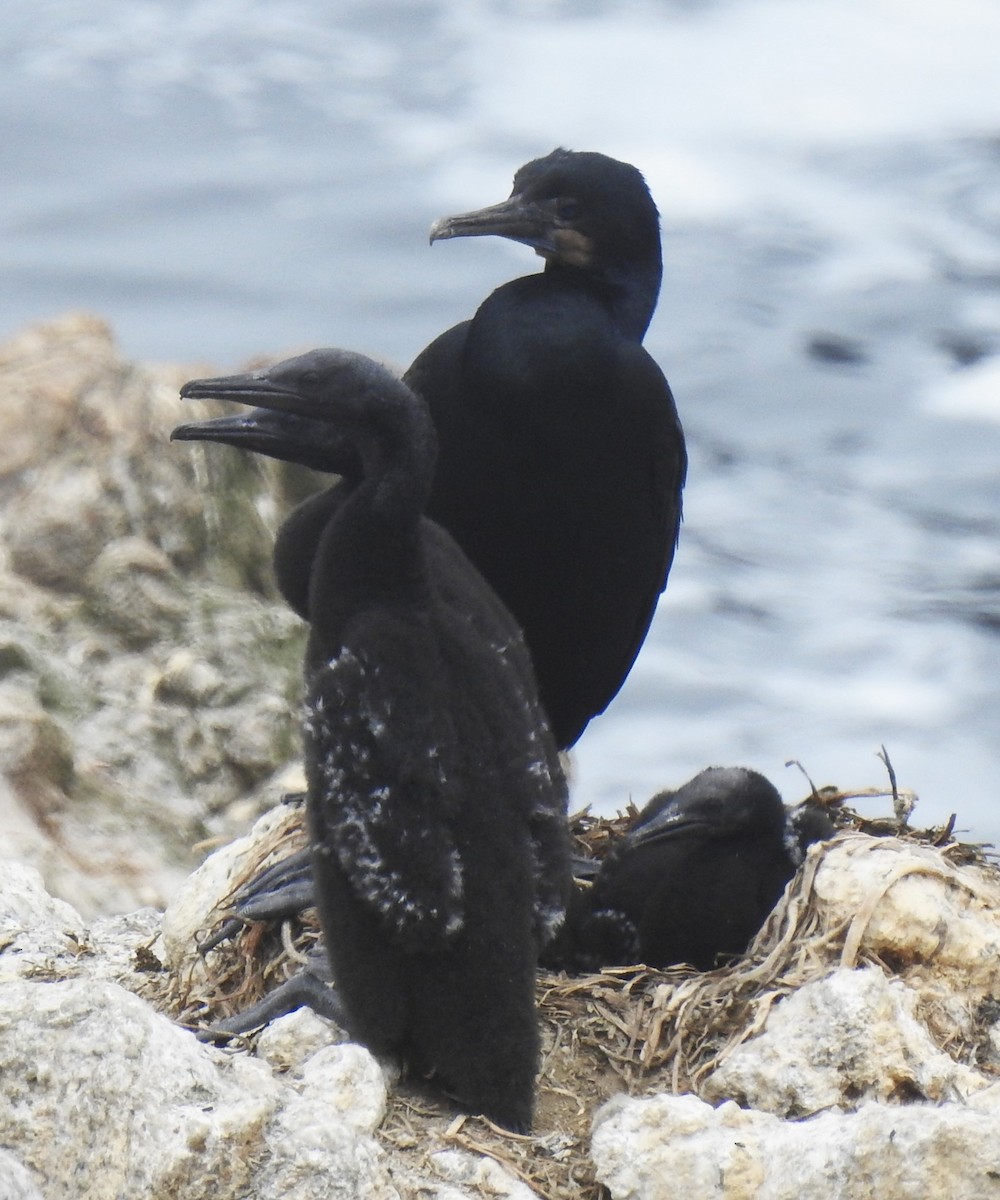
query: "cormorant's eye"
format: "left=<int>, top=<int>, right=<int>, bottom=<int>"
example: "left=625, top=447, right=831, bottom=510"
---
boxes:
left=557, top=200, right=581, bottom=222
left=301, top=370, right=321, bottom=391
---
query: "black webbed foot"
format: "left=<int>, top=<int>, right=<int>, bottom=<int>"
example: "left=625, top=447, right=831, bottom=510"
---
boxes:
left=196, top=954, right=343, bottom=1041
left=197, top=846, right=317, bottom=953
left=234, top=846, right=315, bottom=921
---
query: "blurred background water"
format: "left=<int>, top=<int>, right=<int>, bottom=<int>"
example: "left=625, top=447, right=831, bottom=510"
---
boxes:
left=2, top=0, right=998, bottom=837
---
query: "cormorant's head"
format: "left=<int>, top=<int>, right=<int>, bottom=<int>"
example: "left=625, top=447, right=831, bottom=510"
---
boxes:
left=429, top=148, right=661, bottom=278
left=173, top=349, right=434, bottom=484
left=626, top=767, right=788, bottom=850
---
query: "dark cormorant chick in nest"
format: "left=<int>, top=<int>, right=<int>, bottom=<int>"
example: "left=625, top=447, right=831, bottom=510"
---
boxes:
left=408, top=148, right=687, bottom=748
left=173, top=349, right=572, bottom=1134
left=548, top=767, right=833, bottom=973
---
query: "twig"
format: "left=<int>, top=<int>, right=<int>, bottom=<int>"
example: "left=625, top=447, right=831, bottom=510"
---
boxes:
left=785, top=758, right=820, bottom=800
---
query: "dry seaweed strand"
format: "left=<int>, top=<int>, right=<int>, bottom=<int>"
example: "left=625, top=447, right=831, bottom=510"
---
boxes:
left=160, top=807, right=319, bottom=1026
left=155, top=781, right=998, bottom=1200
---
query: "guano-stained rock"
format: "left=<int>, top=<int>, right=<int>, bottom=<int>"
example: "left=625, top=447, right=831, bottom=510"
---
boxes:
left=813, top=835, right=1000, bottom=992
left=592, top=1090, right=1000, bottom=1200
left=0, top=861, right=402, bottom=1200
left=0, top=976, right=279, bottom=1200
left=702, top=965, right=988, bottom=1114
left=0, top=1148, right=44, bottom=1200
left=0, top=313, right=309, bottom=916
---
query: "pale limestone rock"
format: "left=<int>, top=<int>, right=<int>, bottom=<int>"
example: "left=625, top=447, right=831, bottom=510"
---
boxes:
left=813, top=835, right=1000, bottom=991
left=0, top=682, right=75, bottom=811
left=0, top=312, right=122, bottom=478
left=0, top=868, right=402, bottom=1200
left=255, top=1044, right=397, bottom=1200
left=801, top=835, right=1000, bottom=1060
left=223, top=968, right=402, bottom=1098
left=428, top=1149, right=542, bottom=1199
left=703, top=966, right=988, bottom=1114
left=84, top=536, right=188, bottom=646
left=5, top=465, right=125, bottom=590
left=0, top=1148, right=45, bottom=1200
left=86, top=907, right=165, bottom=987
left=153, top=648, right=226, bottom=704
left=0, top=860, right=87, bottom=976
left=0, top=313, right=304, bottom=914
left=0, top=562, right=75, bottom=626
left=256, top=1009, right=347, bottom=1073
left=0, top=977, right=279, bottom=1200
left=0, top=780, right=65, bottom=906
left=592, top=1090, right=1000, bottom=1200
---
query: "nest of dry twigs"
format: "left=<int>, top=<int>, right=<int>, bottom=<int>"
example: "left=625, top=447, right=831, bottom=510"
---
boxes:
left=156, top=774, right=995, bottom=1200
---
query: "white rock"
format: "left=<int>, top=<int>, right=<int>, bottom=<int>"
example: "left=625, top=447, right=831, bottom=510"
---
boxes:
left=0, top=312, right=123, bottom=478
left=295, top=1043, right=388, bottom=1134
left=0, top=859, right=163, bottom=993
left=86, top=906, right=166, bottom=988
left=0, top=314, right=304, bottom=916
left=0, top=970, right=398, bottom=1200
left=153, top=648, right=226, bottom=704
left=813, top=836, right=1000, bottom=992
left=0, top=864, right=409, bottom=1200
left=0, top=977, right=278, bottom=1200
left=0, top=860, right=87, bottom=979
left=429, top=1148, right=540, bottom=1199
left=84, top=536, right=188, bottom=645
left=592, top=1090, right=1000, bottom=1200
left=0, top=1148, right=45, bottom=1200
left=0, top=683, right=74, bottom=798
left=5, top=465, right=123, bottom=590
left=256, top=1008, right=345, bottom=1073
left=256, top=1044, right=397, bottom=1200
left=703, top=966, right=988, bottom=1114
left=0, top=859, right=85, bottom=935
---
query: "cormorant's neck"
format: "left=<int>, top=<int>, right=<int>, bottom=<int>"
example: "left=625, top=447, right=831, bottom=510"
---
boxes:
left=273, top=484, right=346, bottom=621
left=307, top=425, right=435, bottom=628
left=544, top=256, right=661, bottom=342
left=354, top=420, right=434, bottom=527
left=310, top=478, right=429, bottom=624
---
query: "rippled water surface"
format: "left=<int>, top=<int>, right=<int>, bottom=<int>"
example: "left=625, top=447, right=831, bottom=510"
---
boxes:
left=2, top=0, right=998, bottom=837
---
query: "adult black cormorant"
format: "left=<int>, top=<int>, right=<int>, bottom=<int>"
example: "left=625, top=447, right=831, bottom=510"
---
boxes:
left=409, top=148, right=686, bottom=748
left=203, top=151, right=683, bottom=749
left=173, top=349, right=572, bottom=1133
left=550, top=767, right=833, bottom=973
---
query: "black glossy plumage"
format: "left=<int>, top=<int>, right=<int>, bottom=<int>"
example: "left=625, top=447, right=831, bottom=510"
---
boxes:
left=173, top=349, right=572, bottom=1133
left=552, top=767, right=833, bottom=973
left=207, top=150, right=684, bottom=749
left=409, top=148, right=686, bottom=747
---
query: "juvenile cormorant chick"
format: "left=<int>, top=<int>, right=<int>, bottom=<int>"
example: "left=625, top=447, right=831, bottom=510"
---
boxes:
left=173, top=349, right=572, bottom=1133
left=410, top=148, right=687, bottom=747
left=552, top=767, right=833, bottom=973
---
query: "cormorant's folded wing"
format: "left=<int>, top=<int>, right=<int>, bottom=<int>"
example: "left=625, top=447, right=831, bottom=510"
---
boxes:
left=306, top=646, right=465, bottom=952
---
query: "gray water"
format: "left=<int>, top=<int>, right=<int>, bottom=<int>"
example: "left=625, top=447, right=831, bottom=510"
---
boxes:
left=2, top=0, right=998, bottom=838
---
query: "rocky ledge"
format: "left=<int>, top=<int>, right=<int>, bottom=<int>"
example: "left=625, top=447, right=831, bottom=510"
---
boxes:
left=5, top=824, right=1000, bottom=1199
left=0, top=313, right=310, bottom=917
left=2, top=315, right=999, bottom=1198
